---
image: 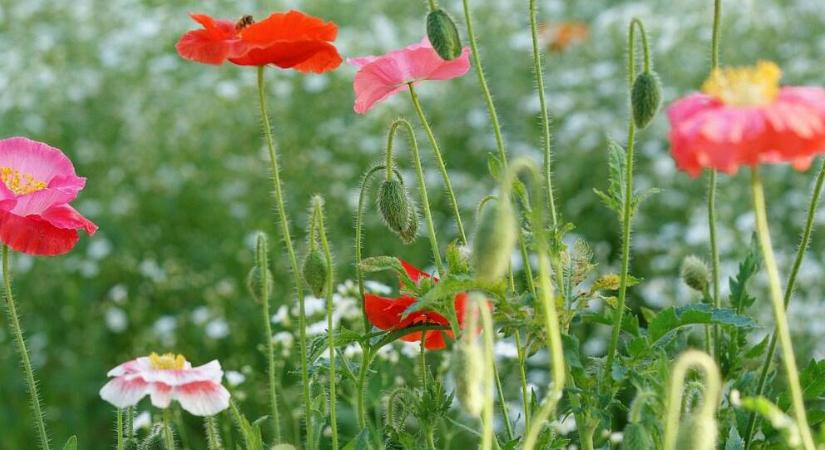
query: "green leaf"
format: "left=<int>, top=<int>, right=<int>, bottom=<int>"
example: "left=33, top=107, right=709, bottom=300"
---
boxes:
left=342, top=428, right=372, bottom=450
left=725, top=426, right=745, bottom=450
left=593, top=140, right=627, bottom=216
left=308, top=327, right=363, bottom=363
left=778, top=359, right=825, bottom=410
left=62, top=436, right=78, bottom=450
left=729, top=240, right=760, bottom=312
left=487, top=153, right=502, bottom=180
left=648, top=304, right=755, bottom=345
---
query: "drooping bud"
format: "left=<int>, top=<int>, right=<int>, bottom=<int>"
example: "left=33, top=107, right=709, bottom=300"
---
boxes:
left=377, top=180, right=410, bottom=235
left=398, top=201, right=420, bottom=245
left=247, top=232, right=274, bottom=303
left=472, top=200, right=517, bottom=283
left=452, top=299, right=484, bottom=416
left=631, top=70, right=662, bottom=129
left=675, top=415, right=718, bottom=450
left=680, top=255, right=709, bottom=293
left=302, top=248, right=328, bottom=298
left=621, top=423, right=653, bottom=450
left=426, top=9, right=462, bottom=61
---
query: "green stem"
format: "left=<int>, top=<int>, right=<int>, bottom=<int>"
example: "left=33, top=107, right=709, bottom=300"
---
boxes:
left=461, top=0, right=508, bottom=172
left=386, top=119, right=444, bottom=273
left=2, top=245, right=50, bottom=450
left=749, top=167, right=815, bottom=450
left=256, top=66, right=311, bottom=448
left=162, top=409, right=175, bottom=450
left=116, top=409, right=124, bottom=450
left=426, top=0, right=437, bottom=11
left=354, top=351, right=373, bottom=429
left=492, top=361, right=514, bottom=441
left=408, top=83, right=467, bottom=243
left=477, top=299, right=496, bottom=450
left=603, top=18, right=647, bottom=386
left=745, top=159, right=825, bottom=448
left=528, top=0, right=559, bottom=225
left=312, top=198, right=339, bottom=450
left=708, top=0, right=723, bottom=361
left=355, top=166, right=387, bottom=334
left=205, top=416, right=223, bottom=450
left=514, top=331, right=531, bottom=431
left=255, top=233, right=281, bottom=442
left=126, top=406, right=136, bottom=441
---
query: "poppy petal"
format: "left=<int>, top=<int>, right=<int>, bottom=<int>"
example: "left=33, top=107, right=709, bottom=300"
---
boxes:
left=0, top=210, right=80, bottom=256
left=240, top=10, right=337, bottom=43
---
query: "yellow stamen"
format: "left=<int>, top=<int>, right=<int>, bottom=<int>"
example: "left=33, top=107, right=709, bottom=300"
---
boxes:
left=149, top=352, right=186, bottom=370
left=0, top=167, right=47, bottom=196
left=701, top=60, right=782, bottom=107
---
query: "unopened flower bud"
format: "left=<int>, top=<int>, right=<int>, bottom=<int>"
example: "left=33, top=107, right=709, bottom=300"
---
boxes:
left=426, top=9, right=462, bottom=61
left=472, top=200, right=517, bottom=283
left=675, top=415, right=717, bottom=450
left=680, top=255, right=709, bottom=293
left=378, top=180, right=410, bottom=235
left=398, top=201, right=420, bottom=245
left=302, top=248, right=328, bottom=298
left=621, top=423, right=653, bottom=450
left=246, top=266, right=273, bottom=303
left=631, top=70, right=662, bottom=129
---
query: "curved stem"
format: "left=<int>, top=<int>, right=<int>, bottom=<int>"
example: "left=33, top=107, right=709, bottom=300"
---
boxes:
left=162, top=409, right=175, bottom=450
left=255, top=233, right=281, bottom=442
left=603, top=18, right=648, bottom=386
left=312, top=197, right=339, bottom=450
left=256, top=66, right=310, bottom=448
left=205, top=416, right=223, bottom=450
left=528, top=0, right=558, bottom=225
left=749, top=168, right=815, bottom=450
left=408, top=84, right=467, bottom=243
left=386, top=119, right=444, bottom=273
left=2, top=245, right=50, bottom=450
left=708, top=0, right=723, bottom=360
left=461, top=0, right=508, bottom=172
left=662, top=350, right=721, bottom=450
left=745, top=159, right=825, bottom=447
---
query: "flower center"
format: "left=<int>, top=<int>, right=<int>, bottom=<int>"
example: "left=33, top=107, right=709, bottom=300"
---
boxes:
left=0, top=166, right=47, bottom=196
left=235, top=15, right=255, bottom=31
left=149, top=352, right=186, bottom=370
left=701, top=61, right=781, bottom=107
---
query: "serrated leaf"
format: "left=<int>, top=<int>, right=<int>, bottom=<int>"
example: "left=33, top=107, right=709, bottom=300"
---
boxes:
left=308, top=327, right=363, bottom=362
left=62, top=436, right=78, bottom=450
left=778, top=359, right=825, bottom=410
left=648, top=304, right=755, bottom=345
left=594, top=140, right=628, bottom=216
left=729, top=240, right=760, bottom=312
left=343, top=428, right=372, bottom=450
left=631, top=187, right=661, bottom=215
left=725, top=426, right=745, bottom=450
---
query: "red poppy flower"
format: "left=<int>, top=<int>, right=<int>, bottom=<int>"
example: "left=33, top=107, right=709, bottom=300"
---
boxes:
left=364, top=260, right=467, bottom=350
left=176, top=10, right=342, bottom=73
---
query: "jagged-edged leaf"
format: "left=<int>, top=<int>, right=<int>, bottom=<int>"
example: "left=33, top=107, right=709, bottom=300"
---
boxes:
left=729, top=240, right=760, bottom=312
left=778, top=359, right=825, bottom=410
left=593, top=140, right=627, bottom=216
left=343, top=428, right=372, bottom=450
left=631, top=187, right=661, bottom=215
left=648, top=304, right=755, bottom=345
left=62, top=436, right=78, bottom=450
left=725, top=426, right=745, bottom=450
left=308, top=327, right=363, bottom=362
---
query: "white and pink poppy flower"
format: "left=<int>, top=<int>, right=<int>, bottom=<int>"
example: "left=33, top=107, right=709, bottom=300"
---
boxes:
left=99, top=352, right=230, bottom=417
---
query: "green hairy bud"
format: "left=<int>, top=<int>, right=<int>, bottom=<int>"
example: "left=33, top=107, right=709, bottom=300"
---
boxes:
left=680, top=255, right=709, bottom=293
left=426, top=9, right=462, bottom=61
left=472, top=200, right=517, bottom=283
left=302, top=248, right=328, bottom=298
left=378, top=180, right=410, bottom=235
left=675, top=415, right=718, bottom=450
left=452, top=301, right=484, bottom=417
left=631, top=70, right=662, bottom=129
left=398, top=201, right=420, bottom=245
left=622, top=423, right=653, bottom=450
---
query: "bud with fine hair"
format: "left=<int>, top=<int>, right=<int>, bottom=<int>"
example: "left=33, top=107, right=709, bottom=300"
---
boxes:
left=426, top=9, right=462, bottom=61
left=398, top=201, right=420, bottom=245
left=622, top=423, right=653, bottom=450
left=302, top=248, right=328, bottom=298
left=680, top=255, right=709, bottom=293
left=631, top=70, right=662, bottom=129
left=378, top=180, right=410, bottom=235
left=452, top=299, right=484, bottom=416
left=472, top=200, right=517, bottom=283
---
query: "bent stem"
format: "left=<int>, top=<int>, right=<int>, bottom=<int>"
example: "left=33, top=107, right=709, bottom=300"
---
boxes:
left=256, top=66, right=311, bottom=447
left=749, top=167, right=816, bottom=450
left=602, top=18, right=650, bottom=387
left=407, top=83, right=467, bottom=243
left=745, top=159, right=825, bottom=447
left=662, top=350, right=721, bottom=450
left=2, top=245, right=50, bottom=450
left=255, top=233, right=281, bottom=442
left=385, top=119, right=444, bottom=273
left=312, top=197, right=339, bottom=450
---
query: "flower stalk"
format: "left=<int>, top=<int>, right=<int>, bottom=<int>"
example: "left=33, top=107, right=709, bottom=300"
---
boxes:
left=662, top=350, right=721, bottom=450
left=254, top=232, right=281, bottom=442
left=2, top=245, right=51, bottom=450
left=707, top=0, right=723, bottom=360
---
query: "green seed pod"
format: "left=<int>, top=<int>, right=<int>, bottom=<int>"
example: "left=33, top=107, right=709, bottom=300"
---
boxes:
left=631, top=70, right=662, bottom=129
left=622, top=423, right=653, bottom=450
left=302, top=248, right=328, bottom=297
left=246, top=266, right=273, bottom=303
left=426, top=9, right=462, bottom=61
left=680, top=255, right=709, bottom=293
left=452, top=301, right=484, bottom=417
left=472, top=200, right=517, bottom=283
left=398, top=201, right=420, bottom=245
left=675, top=415, right=718, bottom=450
left=378, top=180, right=410, bottom=235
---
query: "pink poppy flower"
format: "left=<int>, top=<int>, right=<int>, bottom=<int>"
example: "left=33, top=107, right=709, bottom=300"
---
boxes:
left=0, top=137, right=97, bottom=256
left=99, top=353, right=231, bottom=417
left=349, top=38, right=471, bottom=114
left=668, top=61, right=825, bottom=177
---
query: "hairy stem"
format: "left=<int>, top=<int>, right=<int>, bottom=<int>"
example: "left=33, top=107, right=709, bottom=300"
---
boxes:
left=205, top=416, right=223, bottom=450
left=707, top=0, right=723, bottom=360
left=162, top=409, right=175, bottom=450
left=255, top=233, right=281, bottom=442
left=749, top=168, right=815, bottom=450
left=2, top=245, right=50, bottom=450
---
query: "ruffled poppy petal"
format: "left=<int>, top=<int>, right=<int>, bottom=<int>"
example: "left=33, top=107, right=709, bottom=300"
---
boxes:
left=230, top=40, right=341, bottom=72
left=0, top=210, right=80, bottom=256
left=149, top=383, right=174, bottom=408
left=364, top=294, right=416, bottom=330
left=0, top=137, right=81, bottom=185
left=39, top=204, right=98, bottom=235
left=99, top=376, right=150, bottom=408
left=240, top=10, right=337, bottom=43
left=400, top=260, right=431, bottom=283
left=176, top=14, right=247, bottom=65
left=175, top=381, right=231, bottom=417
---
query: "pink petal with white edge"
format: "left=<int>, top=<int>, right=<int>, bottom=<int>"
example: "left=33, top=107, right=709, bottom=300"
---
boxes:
left=136, top=360, right=223, bottom=387
left=175, top=381, right=231, bottom=416
left=99, top=376, right=150, bottom=408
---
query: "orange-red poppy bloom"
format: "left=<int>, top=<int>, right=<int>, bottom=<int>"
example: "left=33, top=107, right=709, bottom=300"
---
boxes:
left=176, top=10, right=342, bottom=73
left=364, top=260, right=467, bottom=350
left=540, top=21, right=589, bottom=53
